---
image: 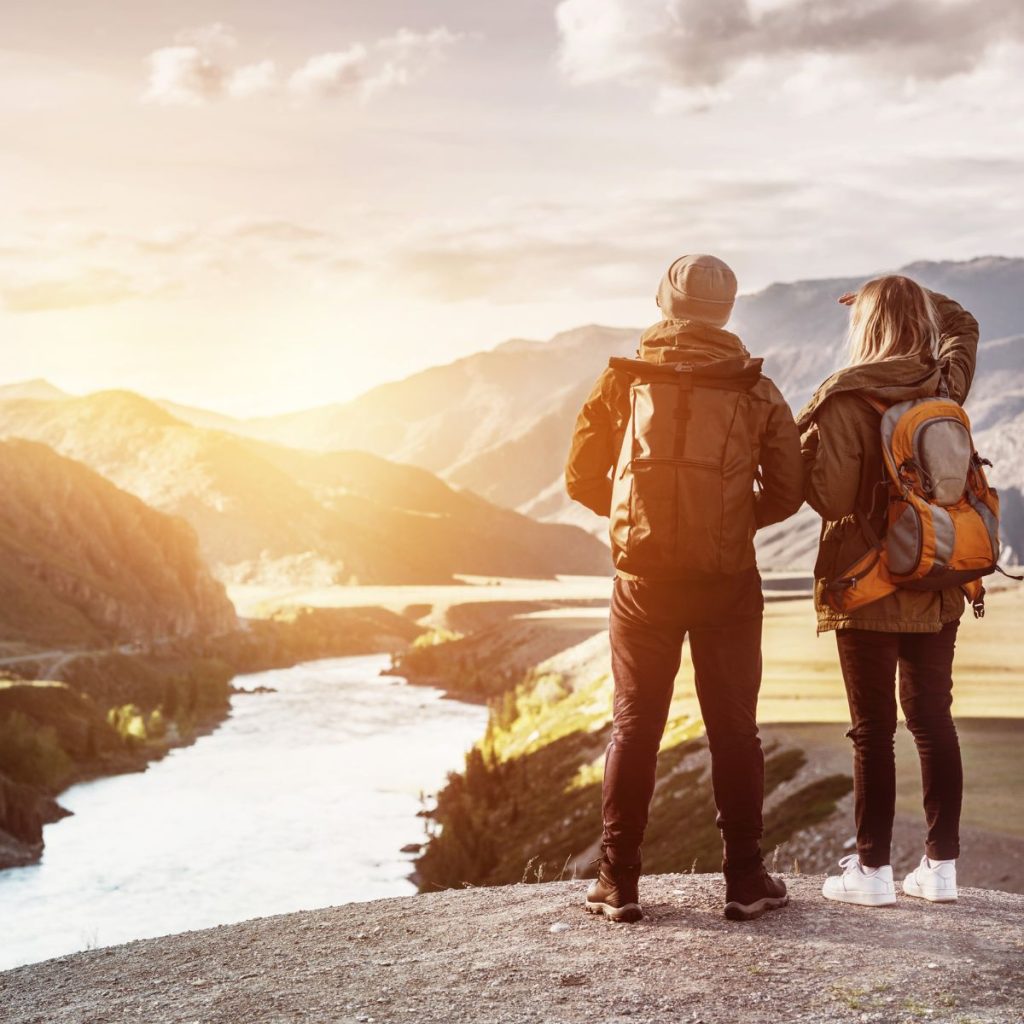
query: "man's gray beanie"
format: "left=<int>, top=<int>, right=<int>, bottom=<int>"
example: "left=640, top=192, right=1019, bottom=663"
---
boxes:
left=656, top=254, right=737, bottom=327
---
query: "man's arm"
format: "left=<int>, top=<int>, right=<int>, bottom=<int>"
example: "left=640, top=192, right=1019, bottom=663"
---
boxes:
left=755, top=382, right=804, bottom=528
left=929, top=290, right=979, bottom=405
left=565, top=369, right=626, bottom=517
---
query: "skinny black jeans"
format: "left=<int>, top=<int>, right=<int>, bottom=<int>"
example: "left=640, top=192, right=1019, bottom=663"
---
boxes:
left=835, top=622, right=962, bottom=868
left=602, top=571, right=765, bottom=875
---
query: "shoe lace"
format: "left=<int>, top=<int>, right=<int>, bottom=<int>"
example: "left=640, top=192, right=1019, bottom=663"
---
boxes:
left=838, top=854, right=861, bottom=872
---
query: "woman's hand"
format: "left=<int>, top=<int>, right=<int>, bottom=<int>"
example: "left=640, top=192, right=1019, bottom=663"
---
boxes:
left=838, top=292, right=857, bottom=306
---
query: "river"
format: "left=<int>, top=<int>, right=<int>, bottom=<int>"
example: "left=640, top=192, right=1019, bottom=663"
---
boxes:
left=0, top=655, right=487, bottom=971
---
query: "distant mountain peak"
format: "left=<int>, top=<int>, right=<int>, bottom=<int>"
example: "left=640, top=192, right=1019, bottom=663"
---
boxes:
left=0, top=379, right=68, bottom=402
left=76, top=389, right=187, bottom=428
left=900, top=254, right=1019, bottom=274
left=493, top=325, right=637, bottom=357
left=547, top=324, right=638, bottom=347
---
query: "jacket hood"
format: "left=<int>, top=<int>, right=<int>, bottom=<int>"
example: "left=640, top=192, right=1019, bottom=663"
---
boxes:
left=797, top=355, right=942, bottom=430
left=639, top=319, right=750, bottom=365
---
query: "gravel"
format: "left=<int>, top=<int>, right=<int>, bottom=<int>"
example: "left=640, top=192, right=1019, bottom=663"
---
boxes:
left=2, top=875, right=1022, bottom=1024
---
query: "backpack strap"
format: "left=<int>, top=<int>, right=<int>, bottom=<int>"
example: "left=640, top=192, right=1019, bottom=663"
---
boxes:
left=860, top=394, right=888, bottom=416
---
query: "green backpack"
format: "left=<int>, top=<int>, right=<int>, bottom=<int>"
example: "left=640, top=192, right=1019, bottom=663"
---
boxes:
left=608, top=355, right=764, bottom=578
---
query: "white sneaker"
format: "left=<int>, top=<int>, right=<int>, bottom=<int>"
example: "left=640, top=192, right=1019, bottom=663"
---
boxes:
left=822, top=854, right=897, bottom=907
left=902, top=856, right=958, bottom=903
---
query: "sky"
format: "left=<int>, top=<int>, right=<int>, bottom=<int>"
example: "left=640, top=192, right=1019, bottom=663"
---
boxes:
left=2, top=0, right=1024, bottom=416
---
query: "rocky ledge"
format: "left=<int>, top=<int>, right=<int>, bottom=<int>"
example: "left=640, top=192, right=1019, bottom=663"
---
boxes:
left=2, top=875, right=1021, bottom=1024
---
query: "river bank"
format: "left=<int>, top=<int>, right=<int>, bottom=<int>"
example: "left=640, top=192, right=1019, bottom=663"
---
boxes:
left=0, top=654, right=485, bottom=970
left=0, top=659, right=233, bottom=871
left=0, top=604, right=427, bottom=871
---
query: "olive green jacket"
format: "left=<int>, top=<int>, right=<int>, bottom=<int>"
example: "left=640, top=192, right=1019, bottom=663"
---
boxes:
left=797, top=292, right=980, bottom=633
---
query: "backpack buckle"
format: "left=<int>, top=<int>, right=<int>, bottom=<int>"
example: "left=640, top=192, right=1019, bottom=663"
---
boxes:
left=674, top=364, right=695, bottom=391
left=671, top=364, right=696, bottom=387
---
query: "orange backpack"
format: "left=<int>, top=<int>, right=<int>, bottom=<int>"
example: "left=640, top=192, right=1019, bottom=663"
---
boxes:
left=824, top=391, right=1006, bottom=617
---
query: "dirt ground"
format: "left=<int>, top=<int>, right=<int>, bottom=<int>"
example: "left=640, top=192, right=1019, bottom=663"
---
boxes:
left=2, top=875, right=1021, bottom=1024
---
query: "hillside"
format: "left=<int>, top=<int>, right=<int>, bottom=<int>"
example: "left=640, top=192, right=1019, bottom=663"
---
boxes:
left=163, top=256, right=1022, bottom=564
left=0, top=439, right=240, bottom=868
left=0, top=438, right=236, bottom=647
left=2, top=877, right=1021, bottom=1024
left=0, top=392, right=609, bottom=586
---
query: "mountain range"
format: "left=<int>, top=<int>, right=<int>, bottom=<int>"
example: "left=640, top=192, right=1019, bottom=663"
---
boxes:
left=0, top=393, right=609, bottom=586
left=1, top=256, right=1019, bottom=580
left=140, top=255, right=1024, bottom=565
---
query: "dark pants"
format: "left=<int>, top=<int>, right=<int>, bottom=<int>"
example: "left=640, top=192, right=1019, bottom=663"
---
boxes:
left=602, top=571, right=765, bottom=875
left=835, top=622, right=962, bottom=868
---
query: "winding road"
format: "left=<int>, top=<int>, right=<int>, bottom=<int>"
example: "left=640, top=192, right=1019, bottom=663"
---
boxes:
left=0, top=643, right=144, bottom=679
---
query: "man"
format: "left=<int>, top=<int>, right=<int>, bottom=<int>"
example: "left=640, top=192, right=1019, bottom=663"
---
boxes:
left=565, top=254, right=804, bottom=922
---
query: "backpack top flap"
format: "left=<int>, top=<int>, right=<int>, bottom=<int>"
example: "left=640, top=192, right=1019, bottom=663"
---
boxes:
left=609, top=355, right=764, bottom=393
left=872, top=396, right=973, bottom=507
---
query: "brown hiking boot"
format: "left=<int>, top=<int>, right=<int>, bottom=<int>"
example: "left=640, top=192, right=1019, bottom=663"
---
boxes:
left=585, top=859, right=643, bottom=923
left=724, top=866, right=789, bottom=921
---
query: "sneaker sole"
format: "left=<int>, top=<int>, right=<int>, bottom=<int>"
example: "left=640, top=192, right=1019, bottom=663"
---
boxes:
left=902, top=878, right=957, bottom=903
left=822, top=888, right=897, bottom=907
left=723, top=894, right=789, bottom=922
left=585, top=900, right=643, bottom=923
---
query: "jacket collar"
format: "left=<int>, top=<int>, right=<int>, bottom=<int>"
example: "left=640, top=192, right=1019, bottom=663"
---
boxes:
left=797, top=356, right=942, bottom=429
left=639, top=319, right=750, bottom=365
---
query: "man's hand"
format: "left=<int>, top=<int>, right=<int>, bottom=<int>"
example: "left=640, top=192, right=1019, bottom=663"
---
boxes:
left=838, top=291, right=857, bottom=306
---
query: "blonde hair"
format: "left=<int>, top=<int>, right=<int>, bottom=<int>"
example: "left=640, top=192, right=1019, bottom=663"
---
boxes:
left=847, top=275, right=940, bottom=366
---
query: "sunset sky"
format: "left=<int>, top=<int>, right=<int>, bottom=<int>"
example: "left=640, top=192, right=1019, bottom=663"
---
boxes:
left=3, top=0, right=1023, bottom=415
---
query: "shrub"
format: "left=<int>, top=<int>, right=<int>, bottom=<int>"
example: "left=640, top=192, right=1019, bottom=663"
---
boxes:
left=0, top=711, right=74, bottom=790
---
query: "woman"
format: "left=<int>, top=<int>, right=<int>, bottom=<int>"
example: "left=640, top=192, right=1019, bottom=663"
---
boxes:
left=798, top=275, right=979, bottom=906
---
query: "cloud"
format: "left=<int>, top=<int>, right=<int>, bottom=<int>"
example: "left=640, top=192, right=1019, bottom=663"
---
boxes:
left=288, top=45, right=369, bottom=99
left=227, top=60, right=278, bottom=99
left=389, top=181, right=804, bottom=303
left=0, top=218, right=351, bottom=315
left=555, top=0, right=1024, bottom=101
left=2, top=269, right=142, bottom=312
left=397, top=239, right=645, bottom=303
left=143, top=25, right=460, bottom=106
left=289, top=28, right=461, bottom=101
left=143, top=46, right=225, bottom=105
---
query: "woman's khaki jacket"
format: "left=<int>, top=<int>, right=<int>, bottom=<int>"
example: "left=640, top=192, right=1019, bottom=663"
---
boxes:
left=797, top=292, right=980, bottom=633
